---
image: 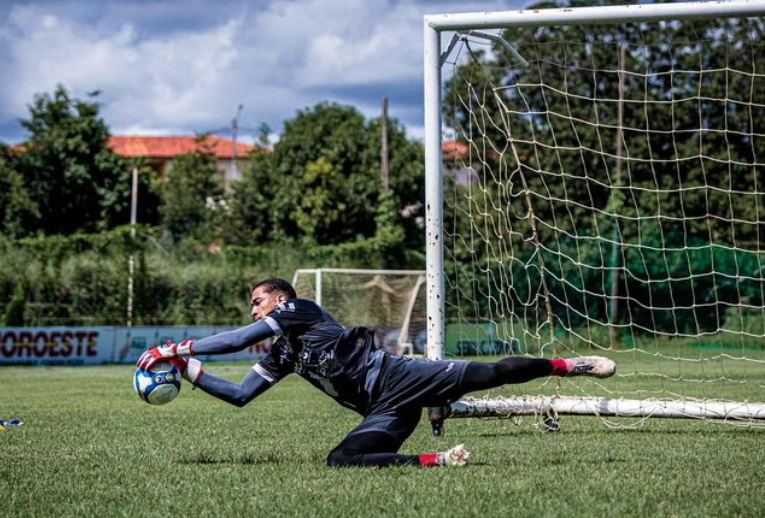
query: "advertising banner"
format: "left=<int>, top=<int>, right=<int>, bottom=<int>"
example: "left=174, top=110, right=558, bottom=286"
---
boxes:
left=0, top=327, right=112, bottom=365
left=0, top=326, right=272, bottom=366
left=1, top=322, right=526, bottom=365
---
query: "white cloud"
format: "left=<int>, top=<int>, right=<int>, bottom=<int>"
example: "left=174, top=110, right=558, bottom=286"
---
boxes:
left=1, top=6, right=245, bottom=126
left=0, top=0, right=523, bottom=142
left=300, top=3, right=422, bottom=87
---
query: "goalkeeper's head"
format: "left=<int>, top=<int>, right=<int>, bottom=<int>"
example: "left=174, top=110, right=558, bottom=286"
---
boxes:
left=250, top=278, right=297, bottom=321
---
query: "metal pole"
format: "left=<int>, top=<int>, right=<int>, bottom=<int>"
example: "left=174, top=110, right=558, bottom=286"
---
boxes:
left=127, top=166, right=138, bottom=327
left=608, top=45, right=626, bottom=342
left=424, top=19, right=444, bottom=361
left=229, top=104, right=243, bottom=190
left=315, top=269, right=323, bottom=307
left=381, top=96, right=390, bottom=193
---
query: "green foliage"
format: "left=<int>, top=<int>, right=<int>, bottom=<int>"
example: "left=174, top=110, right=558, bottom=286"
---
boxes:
left=160, top=137, right=226, bottom=242
left=0, top=229, right=418, bottom=326
left=102, top=161, right=162, bottom=230
left=294, top=157, right=347, bottom=240
left=10, top=85, right=160, bottom=235
left=238, top=103, right=424, bottom=247
left=307, top=192, right=422, bottom=270
left=224, top=150, right=274, bottom=245
left=256, top=122, right=272, bottom=147
left=10, top=225, right=147, bottom=264
left=0, top=145, right=38, bottom=237
left=3, top=284, right=26, bottom=326
left=0, top=93, right=428, bottom=323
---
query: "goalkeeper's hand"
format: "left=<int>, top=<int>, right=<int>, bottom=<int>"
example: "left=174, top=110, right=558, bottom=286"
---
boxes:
left=169, top=357, right=203, bottom=385
left=137, top=340, right=195, bottom=370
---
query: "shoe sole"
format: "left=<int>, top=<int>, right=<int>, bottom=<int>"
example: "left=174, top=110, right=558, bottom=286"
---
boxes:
left=586, top=356, right=616, bottom=378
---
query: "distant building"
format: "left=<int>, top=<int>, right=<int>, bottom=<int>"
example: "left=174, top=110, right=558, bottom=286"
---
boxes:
left=442, top=140, right=469, bottom=162
left=109, top=135, right=262, bottom=186
left=16, top=135, right=472, bottom=186
left=442, top=139, right=478, bottom=186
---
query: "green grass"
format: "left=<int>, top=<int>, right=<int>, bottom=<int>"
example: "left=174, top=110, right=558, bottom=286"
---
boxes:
left=1, top=362, right=764, bottom=518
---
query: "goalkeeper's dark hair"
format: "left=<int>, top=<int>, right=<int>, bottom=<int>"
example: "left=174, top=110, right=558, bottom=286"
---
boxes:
left=252, top=278, right=297, bottom=300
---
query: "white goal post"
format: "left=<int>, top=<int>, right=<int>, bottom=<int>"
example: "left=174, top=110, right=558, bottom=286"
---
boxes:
left=424, top=0, right=765, bottom=428
left=292, top=268, right=426, bottom=355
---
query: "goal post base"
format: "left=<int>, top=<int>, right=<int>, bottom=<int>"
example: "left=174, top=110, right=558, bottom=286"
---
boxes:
left=444, top=396, right=765, bottom=422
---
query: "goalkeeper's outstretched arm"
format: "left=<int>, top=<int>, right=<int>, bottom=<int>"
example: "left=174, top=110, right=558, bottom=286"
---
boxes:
left=191, top=320, right=276, bottom=355
left=138, top=320, right=276, bottom=369
left=186, top=361, right=274, bottom=408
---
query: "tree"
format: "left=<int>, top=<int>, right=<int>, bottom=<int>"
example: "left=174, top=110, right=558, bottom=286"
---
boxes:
left=234, top=103, right=424, bottom=248
left=0, top=144, right=38, bottom=237
left=224, top=148, right=275, bottom=245
left=2, top=284, right=26, bottom=326
left=12, top=85, right=160, bottom=234
left=160, top=137, right=226, bottom=242
left=99, top=159, right=162, bottom=230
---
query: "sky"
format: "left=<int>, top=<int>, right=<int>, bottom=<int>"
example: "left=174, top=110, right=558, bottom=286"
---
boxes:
left=0, top=0, right=529, bottom=145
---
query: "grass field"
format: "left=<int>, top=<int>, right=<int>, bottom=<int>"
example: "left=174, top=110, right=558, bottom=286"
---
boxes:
left=1, top=361, right=764, bottom=518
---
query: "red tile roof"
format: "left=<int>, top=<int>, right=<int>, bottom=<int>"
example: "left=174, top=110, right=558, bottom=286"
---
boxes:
left=109, top=135, right=255, bottom=159
left=442, top=140, right=468, bottom=160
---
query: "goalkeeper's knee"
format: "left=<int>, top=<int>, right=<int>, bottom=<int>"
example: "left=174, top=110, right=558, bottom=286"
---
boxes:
left=326, top=449, right=352, bottom=467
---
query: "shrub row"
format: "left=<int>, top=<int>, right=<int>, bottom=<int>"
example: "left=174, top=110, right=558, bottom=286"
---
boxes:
left=0, top=229, right=424, bottom=326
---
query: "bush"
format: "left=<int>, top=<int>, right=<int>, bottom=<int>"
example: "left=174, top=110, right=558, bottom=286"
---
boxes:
left=3, top=285, right=26, bottom=326
left=0, top=230, right=423, bottom=326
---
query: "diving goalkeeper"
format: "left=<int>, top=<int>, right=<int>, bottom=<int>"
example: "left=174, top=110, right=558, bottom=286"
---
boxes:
left=138, top=278, right=616, bottom=468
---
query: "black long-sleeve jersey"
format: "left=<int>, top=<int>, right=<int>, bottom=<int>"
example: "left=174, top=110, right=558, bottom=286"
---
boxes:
left=255, top=298, right=385, bottom=414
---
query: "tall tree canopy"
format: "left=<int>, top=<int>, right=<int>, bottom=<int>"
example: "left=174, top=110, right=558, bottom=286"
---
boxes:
left=230, top=103, right=424, bottom=248
left=9, top=85, right=159, bottom=235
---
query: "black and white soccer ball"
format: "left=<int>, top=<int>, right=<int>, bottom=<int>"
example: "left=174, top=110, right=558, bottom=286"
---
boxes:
left=133, top=362, right=182, bottom=405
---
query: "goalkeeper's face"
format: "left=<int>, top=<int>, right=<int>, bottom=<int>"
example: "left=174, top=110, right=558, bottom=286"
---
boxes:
left=249, top=286, right=287, bottom=321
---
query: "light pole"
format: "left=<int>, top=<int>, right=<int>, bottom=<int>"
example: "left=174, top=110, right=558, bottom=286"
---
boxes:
left=229, top=104, right=244, bottom=190
left=127, top=166, right=138, bottom=326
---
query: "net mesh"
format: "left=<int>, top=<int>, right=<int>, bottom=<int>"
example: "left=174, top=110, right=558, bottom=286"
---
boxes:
left=441, top=14, right=765, bottom=423
left=293, top=270, right=427, bottom=354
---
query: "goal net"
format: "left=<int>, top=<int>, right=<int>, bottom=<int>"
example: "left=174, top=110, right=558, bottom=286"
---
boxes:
left=425, top=1, right=765, bottom=428
left=292, top=268, right=427, bottom=355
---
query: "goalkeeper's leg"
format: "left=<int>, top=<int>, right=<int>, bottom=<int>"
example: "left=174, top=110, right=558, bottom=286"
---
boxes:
left=458, top=356, right=616, bottom=394
left=326, top=431, right=418, bottom=467
left=327, top=432, right=470, bottom=468
left=326, top=410, right=469, bottom=468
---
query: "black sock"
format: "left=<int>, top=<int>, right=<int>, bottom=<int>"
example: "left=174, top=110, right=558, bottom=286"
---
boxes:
left=459, top=357, right=552, bottom=393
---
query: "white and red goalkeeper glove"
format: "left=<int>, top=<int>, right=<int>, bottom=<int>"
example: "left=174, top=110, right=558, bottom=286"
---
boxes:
left=168, top=357, right=203, bottom=385
left=137, top=340, right=195, bottom=370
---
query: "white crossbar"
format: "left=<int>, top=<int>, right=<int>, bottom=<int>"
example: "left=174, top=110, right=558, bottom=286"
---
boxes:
left=425, top=0, right=765, bottom=31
